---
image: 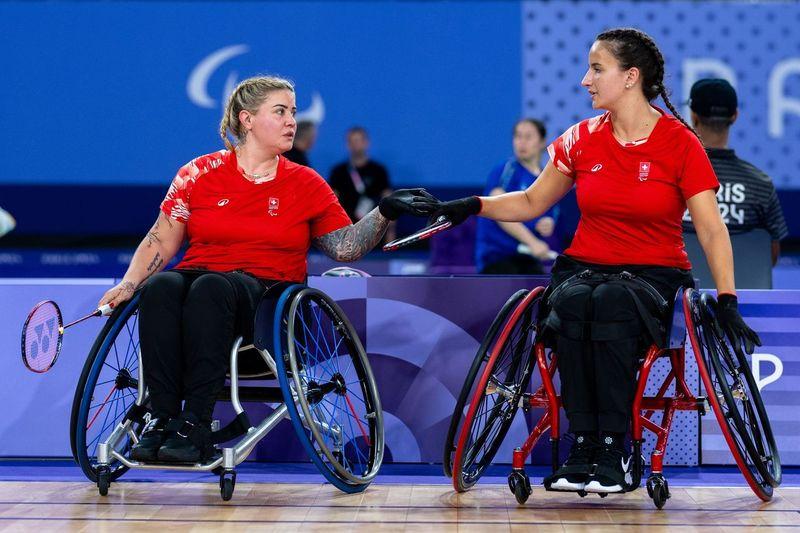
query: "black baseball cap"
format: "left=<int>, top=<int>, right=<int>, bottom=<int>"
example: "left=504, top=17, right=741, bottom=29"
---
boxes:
left=689, top=79, right=738, bottom=118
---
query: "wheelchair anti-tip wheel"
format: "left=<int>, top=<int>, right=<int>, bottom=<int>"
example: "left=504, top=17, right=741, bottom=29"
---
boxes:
left=70, top=295, right=144, bottom=484
left=685, top=288, right=781, bottom=501
left=443, top=289, right=530, bottom=478
left=274, top=286, right=384, bottom=493
left=451, top=286, right=544, bottom=492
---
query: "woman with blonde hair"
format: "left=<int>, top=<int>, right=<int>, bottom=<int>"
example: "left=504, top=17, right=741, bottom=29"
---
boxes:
left=98, top=76, right=436, bottom=463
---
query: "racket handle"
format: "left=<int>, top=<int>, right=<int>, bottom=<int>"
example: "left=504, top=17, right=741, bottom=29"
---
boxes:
left=97, top=304, right=113, bottom=316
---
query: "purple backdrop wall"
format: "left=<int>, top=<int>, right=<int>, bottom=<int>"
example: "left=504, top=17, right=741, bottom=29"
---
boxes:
left=0, top=278, right=796, bottom=467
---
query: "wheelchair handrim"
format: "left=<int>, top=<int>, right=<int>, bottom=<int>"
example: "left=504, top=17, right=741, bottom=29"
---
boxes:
left=443, top=288, right=530, bottom=478
left=72, top=295, right=141, bottom=483
left=684, top=289, right=774, bottom=501
left=696, top=292, right=780, bottom=487
left=452, top=286, right=543, bottom=492
left=278, top=286, right=384, bottom=487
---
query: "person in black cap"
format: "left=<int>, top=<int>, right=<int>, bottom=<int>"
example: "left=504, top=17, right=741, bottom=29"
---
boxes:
left=684, top=78, right=788, bottom=264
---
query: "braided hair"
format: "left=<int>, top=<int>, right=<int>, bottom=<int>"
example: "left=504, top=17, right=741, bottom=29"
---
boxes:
left=596, top=28, right=700, bottom=141
left=219, top=76, right=295, bottom=151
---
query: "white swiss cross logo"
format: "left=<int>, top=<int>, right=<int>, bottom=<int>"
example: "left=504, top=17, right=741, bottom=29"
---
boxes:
left=638, top=161, right=651, bottom=182
left=268, top=197, right=280, bottom=216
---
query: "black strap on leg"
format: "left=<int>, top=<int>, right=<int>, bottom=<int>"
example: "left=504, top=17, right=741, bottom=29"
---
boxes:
left=210, top=412, right=252, bottom=445
left=123, top=403, right=149, bottom=425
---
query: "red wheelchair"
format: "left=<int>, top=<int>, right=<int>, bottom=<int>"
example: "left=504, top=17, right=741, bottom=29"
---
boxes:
left=443, top=285, right=781, bottom=509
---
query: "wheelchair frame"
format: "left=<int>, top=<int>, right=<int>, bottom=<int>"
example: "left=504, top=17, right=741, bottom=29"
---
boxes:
left=447, top=285, right=780, bottom=509
left=72, top=284, right=384, bottom=500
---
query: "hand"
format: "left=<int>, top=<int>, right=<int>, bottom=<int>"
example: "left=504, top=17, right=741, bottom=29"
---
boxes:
left=378, top=188, right=439, bottom=220
left=429, top=196, right=482, bottom=226
left=534, top=216, right=555, bottom=237
left=715, top=293, right=762, bottom=355
left=527, top=240, right=552, bottom=259
left=99, top=280, right=137, bottom=310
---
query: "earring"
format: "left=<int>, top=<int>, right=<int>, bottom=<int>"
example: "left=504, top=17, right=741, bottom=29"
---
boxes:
left=625, top=83, right=632, bottom=89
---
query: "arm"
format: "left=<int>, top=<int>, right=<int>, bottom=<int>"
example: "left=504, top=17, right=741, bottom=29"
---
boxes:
left=488, top=186, right=551, bottom=257
left=686, top=190, right=736, bottom=294
left=99, top=212, right=186, bottom=307
left=313, top=208, right=389, bottom=262
left=380, top=188, right=397, bottom=243
left=479, top=162, right=573, bottom=222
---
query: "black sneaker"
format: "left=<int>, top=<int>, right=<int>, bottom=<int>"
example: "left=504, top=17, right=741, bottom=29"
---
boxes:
left=584, top=435, right=633, bottom=493
left=130, top=417, right=168, bottom=463
left=157, top=415, right=214, bottom=463
left=543, top=434, right=600, bottom=492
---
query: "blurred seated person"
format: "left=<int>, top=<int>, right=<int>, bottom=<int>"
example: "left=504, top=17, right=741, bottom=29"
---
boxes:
left=683, top=79, right=788, bottom=264
left=329, top=126, right=395, bottom=241
left=475, top=118, right=560, bottom=274
left=284, top=120, right=317, bottom=167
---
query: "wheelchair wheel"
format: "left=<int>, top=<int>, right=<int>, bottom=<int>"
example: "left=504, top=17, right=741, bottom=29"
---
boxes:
left=451, top=286, right=544, bottom=492
left=685, top=289, right=781, bottom=501
left=70, top=295, right=144, bottom=483
left=442, top=289, right=529, bottom=478
left=274, top=286, right=384, bottom=493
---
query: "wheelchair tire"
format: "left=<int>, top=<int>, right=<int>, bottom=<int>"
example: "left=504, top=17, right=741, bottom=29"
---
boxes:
left=685, top=289, right=781, bottom=501
left=274, top=286, right=384, bottom=494
left=442, top=289, right=529, bottom=478
left=451, top=286, right=544, bottom=492
left=70, top=295, right=143, bottom=483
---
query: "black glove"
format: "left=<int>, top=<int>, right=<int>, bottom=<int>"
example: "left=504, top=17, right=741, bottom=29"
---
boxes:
left=716, top=293, right=762, bottom=355
left=378, top=188, right=439, bottom=220
left=430, top=196, right=482, bottom=226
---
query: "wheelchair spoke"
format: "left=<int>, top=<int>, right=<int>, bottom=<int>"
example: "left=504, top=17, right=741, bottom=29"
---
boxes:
left=296, top=313, right=339, bottom=379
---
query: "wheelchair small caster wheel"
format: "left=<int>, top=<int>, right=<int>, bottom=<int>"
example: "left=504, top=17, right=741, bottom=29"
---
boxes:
left=598, top=493, right=607, bottom=498
left=507, top=470, right=532, bottom=504
left=219, top=470, right=236, bottom=501
left=96, top=466, right=110, bottom=496
left=646, top=475, right=669, bottom=509
left=577, top=490, right=587, bottom=498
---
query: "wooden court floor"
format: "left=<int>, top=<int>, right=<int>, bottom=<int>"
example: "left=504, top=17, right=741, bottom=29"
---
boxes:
left=0, top=481, right=798, bottom=531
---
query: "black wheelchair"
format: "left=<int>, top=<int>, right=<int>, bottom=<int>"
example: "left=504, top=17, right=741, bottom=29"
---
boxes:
left=444, top=285, right=781, bottom=509
left=70, top=283, right=384, bottom=500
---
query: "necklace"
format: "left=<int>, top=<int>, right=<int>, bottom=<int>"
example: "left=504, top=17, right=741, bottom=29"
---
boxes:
left=237, top=152, right=279, bottom=182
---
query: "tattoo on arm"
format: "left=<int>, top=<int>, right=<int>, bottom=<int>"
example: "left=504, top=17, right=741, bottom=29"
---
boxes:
left=146, top=252, right=163, bottom=274
left=313, top=208, right=390, bottom=262
left=146, top=220, right=162, bottom=247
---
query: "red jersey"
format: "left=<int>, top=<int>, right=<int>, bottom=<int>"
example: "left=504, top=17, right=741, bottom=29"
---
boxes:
left=547, top=108, right=719, bottom=269
left=161, top=151, right=351, bottom=282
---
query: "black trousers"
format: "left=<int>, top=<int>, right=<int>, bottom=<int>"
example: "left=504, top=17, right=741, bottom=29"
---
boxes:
left=546, top=255, right=693, bottom=434
left=138, top=270, right=270, bottom=424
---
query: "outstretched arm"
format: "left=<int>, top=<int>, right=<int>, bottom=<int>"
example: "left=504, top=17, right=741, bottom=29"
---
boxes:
left=480, top=162, right=573, bottom=222
left=313, top=208, right=389, bottom=262
left=433, top=162, right=573, bottom=225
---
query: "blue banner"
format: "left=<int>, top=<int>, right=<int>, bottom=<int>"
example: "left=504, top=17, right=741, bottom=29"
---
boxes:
left=0, top=1, right=519, bottom=188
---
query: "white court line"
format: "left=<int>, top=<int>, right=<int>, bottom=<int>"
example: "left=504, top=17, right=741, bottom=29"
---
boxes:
left=0, top=278, right=115, bottom=285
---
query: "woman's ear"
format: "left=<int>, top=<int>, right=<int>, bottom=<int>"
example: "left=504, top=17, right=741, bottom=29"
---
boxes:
left=626, top=66, right=641, bottom=88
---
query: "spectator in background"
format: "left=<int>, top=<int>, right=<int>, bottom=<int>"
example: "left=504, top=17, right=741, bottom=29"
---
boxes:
left=0, top=207, right=16, bottom=238
left=284, top=120, right=317, bottom=167
left=475, top=118, right=559, bottom=274
left=683, top=79, right=788, bottom=264
left=329, top=127, right=395, bottom=241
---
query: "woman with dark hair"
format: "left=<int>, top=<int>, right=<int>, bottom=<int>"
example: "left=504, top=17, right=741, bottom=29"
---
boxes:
left=475, top=118, right=561, bottom=274
left=433, top=28, right=760, bottom=493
